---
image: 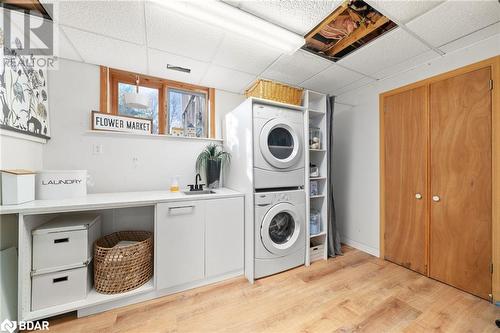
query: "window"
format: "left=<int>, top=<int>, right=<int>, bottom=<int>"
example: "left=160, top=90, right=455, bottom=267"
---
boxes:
left=118, top=83, right=160, bottom=133
left=167, top=89, right=207, bottom=138
left=102, top=67, right=215, bottom=137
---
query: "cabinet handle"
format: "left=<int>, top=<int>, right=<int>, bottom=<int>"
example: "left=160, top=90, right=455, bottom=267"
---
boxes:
left=415, top=193, right=422, bottom=200
left=53, top=276, right=68, bottom=283
left=168, top=205, right=195, bottom=215
left=432, top=195, right=441, bottom=202
left=54, top=238, right=69, bottom=244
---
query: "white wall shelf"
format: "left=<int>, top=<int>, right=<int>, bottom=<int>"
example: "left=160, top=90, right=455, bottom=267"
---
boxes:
left=303, top=90, right=329, bottom=265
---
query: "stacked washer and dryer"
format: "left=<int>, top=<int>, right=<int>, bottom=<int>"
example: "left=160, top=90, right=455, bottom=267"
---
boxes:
left=225, top=99, right=306, bottom=282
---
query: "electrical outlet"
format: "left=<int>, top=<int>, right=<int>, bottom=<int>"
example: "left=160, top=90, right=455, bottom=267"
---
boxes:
left=92, top=144, right=103, bottom=155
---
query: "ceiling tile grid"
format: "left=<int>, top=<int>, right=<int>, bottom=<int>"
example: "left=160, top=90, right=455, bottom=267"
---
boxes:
left=300, top=64, right=366, bottom=94
left=225, top=0, right=343, bottom=35
left=62, top=26, right=148, bottom=74
left=211, top=34, right=282, bottom=75
left=261, top=50, right=332, bottom=86
left=44, top=0, right=500, bottom=96
left=200, top=65, right=256, bottom=93
left=405, top=0, right=500, bottom=48
left=57, top=0, right=146, bottom=45
left=145, top=2, right=225, bottom=63
left=338, top=27, right=433, bottom=79
left=147, top=48, right=209, bottom=85
left=439, top=21, right=500, bottom=53
left=367, top=0, right=444, bottom=24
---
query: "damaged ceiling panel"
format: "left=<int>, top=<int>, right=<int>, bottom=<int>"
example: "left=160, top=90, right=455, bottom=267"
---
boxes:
left=304, top=0, right=396, bottom=62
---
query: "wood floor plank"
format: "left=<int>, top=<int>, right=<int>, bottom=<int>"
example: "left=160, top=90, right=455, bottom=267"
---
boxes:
left=41, top=247, right=499, bottom=333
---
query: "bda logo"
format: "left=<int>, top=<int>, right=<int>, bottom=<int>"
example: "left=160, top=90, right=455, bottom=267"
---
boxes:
left=0, top=319, right=17, bottom=333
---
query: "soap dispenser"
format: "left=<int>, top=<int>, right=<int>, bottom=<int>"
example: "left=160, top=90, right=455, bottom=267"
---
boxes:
left=170, top=176, right=180, bottom=192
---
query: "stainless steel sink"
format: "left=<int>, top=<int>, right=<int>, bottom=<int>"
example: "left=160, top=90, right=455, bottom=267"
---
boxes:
left=182, top=190, right=216, bottom=195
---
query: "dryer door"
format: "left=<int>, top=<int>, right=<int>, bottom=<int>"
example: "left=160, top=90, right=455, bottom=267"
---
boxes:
left=260, top=202, right=303, bottom=256
left=259, top=119, right=302, bottom=169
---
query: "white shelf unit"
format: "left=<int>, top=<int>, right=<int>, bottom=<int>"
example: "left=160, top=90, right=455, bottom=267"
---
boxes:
left=303, top=90, right=328, bottom=265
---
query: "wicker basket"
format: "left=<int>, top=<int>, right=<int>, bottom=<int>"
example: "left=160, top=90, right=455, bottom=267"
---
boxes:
left=245, top=79, right=303, bottom=106
left=94, top=231, right=153, bottom=294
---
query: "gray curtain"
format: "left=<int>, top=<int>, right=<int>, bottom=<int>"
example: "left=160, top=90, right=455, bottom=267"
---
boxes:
left=326, top=95, right=342, bottom=257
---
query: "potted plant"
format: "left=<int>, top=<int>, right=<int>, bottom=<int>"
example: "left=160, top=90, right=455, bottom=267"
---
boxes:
left=196, top=144, right=231, bottom=189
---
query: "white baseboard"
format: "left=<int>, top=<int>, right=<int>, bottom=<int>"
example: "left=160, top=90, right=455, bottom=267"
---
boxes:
left=341, top=237, right=380, bottom=257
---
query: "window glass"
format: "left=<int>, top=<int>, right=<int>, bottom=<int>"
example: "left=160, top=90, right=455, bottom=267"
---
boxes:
left=268, top=127, right=294, bottom=159
left=118, top=83, right=159, bottom=134
left=269, top=212, right=295, bottom=244
left=168, top=89, right=207, bottom=138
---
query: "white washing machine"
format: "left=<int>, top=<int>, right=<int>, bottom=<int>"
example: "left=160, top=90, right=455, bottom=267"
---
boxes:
left=254, top=190, right=305, bottom=278
left=253, top=103, right=304, bottom=189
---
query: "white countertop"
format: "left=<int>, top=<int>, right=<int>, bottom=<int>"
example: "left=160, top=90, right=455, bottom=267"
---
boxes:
left=0, top=188, right=244, bottom=215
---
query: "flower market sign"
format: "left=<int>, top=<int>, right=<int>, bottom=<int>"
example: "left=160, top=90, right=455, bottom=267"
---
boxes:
left=91, top=111, right=152, bottom=134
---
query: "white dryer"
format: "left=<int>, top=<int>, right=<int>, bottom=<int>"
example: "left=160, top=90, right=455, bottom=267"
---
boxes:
left=253, top=103, right=304, bottom=189
left=254, top=190, right=305, bottom=278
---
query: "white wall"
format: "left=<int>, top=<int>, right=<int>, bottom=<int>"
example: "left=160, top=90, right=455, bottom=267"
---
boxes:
left=333, top=34, right=500, bottom=256
left=42, top=59, right=244, bottom=193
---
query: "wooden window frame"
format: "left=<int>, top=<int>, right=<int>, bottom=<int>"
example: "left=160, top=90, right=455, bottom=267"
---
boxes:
left=100, top=67, right=216, bottom=138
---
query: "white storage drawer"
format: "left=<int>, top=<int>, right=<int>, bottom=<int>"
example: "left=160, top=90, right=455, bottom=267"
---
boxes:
left=31, top=264, right=92, bottom=311
left=310, top=244, right=324, bottom=262
left=32, top=214, right=101, bottom=273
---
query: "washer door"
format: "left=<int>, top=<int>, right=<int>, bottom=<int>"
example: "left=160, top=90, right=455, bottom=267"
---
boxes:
left=261, top=202, right=303, bottom=256
left=259, top=119, right=302, bottom=169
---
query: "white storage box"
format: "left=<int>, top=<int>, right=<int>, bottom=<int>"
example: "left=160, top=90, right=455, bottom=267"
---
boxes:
left=32, top=214, right=101, bottom=274
left=36, top=170, right=87, bottom=200
left=31, top=263, right=92, bottom=311
left=1, top=169, right=35, bottom=205
left=310, top=244, right=325, bottom=262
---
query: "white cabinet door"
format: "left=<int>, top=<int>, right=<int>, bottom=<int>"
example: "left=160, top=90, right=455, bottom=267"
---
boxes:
left=156, top=201, right=205, bottom=290
left=205, top=197, right=244, bottom=277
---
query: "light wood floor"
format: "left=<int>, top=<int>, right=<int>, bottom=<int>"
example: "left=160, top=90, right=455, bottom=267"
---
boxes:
left=43, top=246, right=500, bottom=332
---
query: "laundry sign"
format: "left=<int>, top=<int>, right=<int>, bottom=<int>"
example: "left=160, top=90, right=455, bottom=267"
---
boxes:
left=91, top=111, right=152, bottom=134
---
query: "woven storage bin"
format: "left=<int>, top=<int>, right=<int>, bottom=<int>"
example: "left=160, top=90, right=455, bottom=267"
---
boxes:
left=245, top=79, right=303, bottom=106
left=94, top=231, right=153, bottom=294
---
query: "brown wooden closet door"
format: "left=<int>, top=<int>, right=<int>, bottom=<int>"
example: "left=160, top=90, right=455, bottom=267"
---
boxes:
left=429, top=67, right=492, bottom=299
left=384, top=86, right=427, bottom=274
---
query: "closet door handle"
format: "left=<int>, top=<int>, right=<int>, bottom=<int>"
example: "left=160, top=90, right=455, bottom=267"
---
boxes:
left=415, top=193, right=422, bottom=200
left=432, top=195, right=441, bottom=202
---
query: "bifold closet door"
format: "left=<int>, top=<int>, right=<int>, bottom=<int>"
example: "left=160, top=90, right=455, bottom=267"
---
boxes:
left=383, top=86, right=427, bottom=274
left=429, top=67, right=492, bottom=299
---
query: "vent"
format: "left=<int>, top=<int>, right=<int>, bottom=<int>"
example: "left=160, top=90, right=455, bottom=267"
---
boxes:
left=303, top=0, right=396, bottom=62
left=166, top=64, right=191, bottom=74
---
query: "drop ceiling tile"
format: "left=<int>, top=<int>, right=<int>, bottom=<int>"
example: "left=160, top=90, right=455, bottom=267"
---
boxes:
left=62, top=26, right=148, bottom=73
left=439, top=22, right=500, bottom=53
left=406, top=0, right=500, bottom=48
left=230, top=0, right=342, bottom=35
left=301, top=64, right=365, bottom=94
left=261, top=50, right=331, bottom=85
left=338, top=28, right=430, bottom=79
left=57, top=1, right=145, bottom=45
left=331, top=76, right=376, bottom=96
left=146, top=2, right=224, bottom=62
left=212, top=34, right=282, bottom=75
left=55, top=26, right=83, bottom=62
left=373, top=49, right=439, bottom=79
left=367, top=0, right=443, bottom=23
left=200, top=65, right=255, bottom=93
left=148, top=48, right=208, bottom=85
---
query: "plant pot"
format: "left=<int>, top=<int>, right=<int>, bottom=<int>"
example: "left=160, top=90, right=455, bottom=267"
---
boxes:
left=206, top=160, right=221, bottom=189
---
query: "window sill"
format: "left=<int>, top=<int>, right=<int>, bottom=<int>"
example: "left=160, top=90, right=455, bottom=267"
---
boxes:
left=85, top=130, right=223, bottom=142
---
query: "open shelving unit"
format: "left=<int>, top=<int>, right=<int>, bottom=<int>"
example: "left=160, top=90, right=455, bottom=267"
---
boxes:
left=303, top=90, right=328, bottom=265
